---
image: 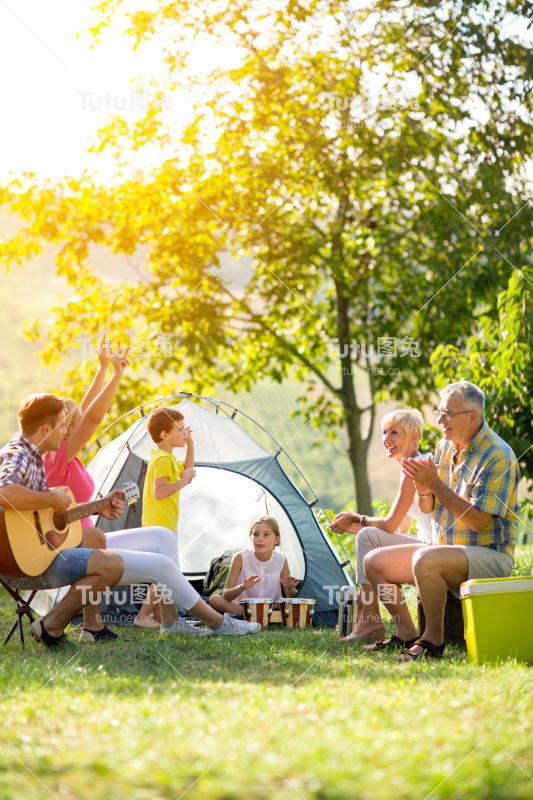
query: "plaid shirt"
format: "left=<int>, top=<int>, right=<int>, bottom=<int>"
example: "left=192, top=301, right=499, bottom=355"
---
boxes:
left=0, top=432, right=47, bottom=492
left=433, top=421, right=519, bottom=559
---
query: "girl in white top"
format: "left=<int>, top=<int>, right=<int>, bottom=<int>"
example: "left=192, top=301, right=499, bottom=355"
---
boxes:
left=329, top=407, right=434, bottom=644
left=209, top=516, right=300, bottom=615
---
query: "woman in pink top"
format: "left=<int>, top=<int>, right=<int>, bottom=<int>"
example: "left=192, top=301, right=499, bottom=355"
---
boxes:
left=41, top=335, right=130, bottom=641
left=44, top=408, right=97, bottom=528
left=43, top=335, right=130, bottom=537
left=209, top=516, right=300, bottom=616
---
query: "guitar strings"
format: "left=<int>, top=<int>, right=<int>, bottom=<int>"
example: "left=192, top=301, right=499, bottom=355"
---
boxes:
left=51, top=488, right=130, bottom=529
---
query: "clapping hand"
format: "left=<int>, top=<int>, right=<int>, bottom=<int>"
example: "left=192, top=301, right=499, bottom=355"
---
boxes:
left=243, top=574, right=261, bottom=590
left=401, top=456, right=439, bottom=491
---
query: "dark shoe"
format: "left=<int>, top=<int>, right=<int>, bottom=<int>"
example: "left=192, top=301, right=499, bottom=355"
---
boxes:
left=79, top=625, right=125, bottom=643
left=31, top=619, right=78, bottom=650
left=397, top=638, right=446, bottom=663
left=364, top=634, right=419, bottom=653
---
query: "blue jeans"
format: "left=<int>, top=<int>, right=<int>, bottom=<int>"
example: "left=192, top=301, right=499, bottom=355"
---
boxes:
left=1, top=547, right=93, bottom=592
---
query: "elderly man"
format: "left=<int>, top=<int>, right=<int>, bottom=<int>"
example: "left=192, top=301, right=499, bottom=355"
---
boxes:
left=363, top=381, right=519, bottom=661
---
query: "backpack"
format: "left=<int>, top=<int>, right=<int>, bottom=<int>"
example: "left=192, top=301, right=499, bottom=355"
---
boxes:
left=203, top=550, right=239, bottom=597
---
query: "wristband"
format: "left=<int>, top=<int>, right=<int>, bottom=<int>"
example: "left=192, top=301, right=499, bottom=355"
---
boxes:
left=360, top=514, right=367, bottom=527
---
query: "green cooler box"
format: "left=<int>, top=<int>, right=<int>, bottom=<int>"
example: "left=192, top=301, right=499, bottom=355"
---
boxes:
left=460, top=577, right=533, bottom=665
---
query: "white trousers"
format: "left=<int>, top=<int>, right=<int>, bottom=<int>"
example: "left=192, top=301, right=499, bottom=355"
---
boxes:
left=106, top=526, right=198, bottom=611
left=356, top=526, right=426, bottom=585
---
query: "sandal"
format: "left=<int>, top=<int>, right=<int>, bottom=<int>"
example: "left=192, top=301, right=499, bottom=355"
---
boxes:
left=397, top=638, right=445, bottom=663
left=364, top=634, right=419, bottom=653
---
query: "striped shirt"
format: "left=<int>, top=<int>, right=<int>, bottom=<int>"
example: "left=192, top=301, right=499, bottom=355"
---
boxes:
left=433, top=421, right=519, bottom=559
left=0, top=433, right=46, bottom=491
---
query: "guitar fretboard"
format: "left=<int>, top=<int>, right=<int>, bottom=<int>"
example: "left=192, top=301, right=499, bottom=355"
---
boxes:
left=55, top=493, right=124, bottom=526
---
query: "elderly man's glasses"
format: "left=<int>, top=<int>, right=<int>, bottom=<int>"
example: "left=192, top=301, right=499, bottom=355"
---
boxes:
left=434, top=408, right=473, bottom=420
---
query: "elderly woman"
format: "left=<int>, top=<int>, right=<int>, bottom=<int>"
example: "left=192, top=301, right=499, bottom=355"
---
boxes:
left=329, top=408, right=433, bottom=644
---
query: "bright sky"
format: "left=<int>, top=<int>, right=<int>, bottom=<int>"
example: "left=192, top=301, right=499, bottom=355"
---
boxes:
left=1, top=1, right=530, bottom=186
left=0, top=0, right=231, bottom=184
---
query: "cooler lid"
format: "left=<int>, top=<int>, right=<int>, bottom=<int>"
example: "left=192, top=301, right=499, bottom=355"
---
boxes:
left=460, top=577, right=533, bottom=598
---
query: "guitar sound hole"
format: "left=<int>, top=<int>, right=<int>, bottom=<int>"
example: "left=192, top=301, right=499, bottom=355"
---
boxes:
left=52, top=514, right=68, bottom=532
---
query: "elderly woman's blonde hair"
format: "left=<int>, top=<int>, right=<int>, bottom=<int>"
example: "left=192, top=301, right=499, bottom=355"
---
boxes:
left=381, top=407, right=424, bottom=443
left=61, top=398, right=79, bottom=433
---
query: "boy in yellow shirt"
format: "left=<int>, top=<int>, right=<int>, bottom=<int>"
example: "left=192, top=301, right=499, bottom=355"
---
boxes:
left=134, top=406, right=197, bottom=630
left=141, top=406, right=196, bottom=533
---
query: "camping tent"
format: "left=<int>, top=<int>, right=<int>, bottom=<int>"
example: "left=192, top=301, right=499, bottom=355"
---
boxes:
left=85, top=394, right=354, bottom=624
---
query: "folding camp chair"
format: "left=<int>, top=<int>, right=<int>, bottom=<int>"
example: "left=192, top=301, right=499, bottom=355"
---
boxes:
left=0, top=576, right=37, bottom=647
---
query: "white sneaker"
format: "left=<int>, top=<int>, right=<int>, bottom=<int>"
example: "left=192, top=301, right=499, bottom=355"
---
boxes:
left=160, top=617, right=212, bottom=636
left=210, top=613, right=261, bottom=636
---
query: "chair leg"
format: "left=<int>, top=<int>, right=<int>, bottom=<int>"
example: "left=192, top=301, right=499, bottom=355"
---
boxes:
left=1, top=585, right=37, bottom=647
left=3, top=619, right=19, bottom=645
left=18, top=612, right=25, bottom=647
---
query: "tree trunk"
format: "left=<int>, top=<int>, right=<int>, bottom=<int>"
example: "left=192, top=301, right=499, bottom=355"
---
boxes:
left=344, top=402, right=373, bottom=512
left=335, top=279, right=373, bottom=512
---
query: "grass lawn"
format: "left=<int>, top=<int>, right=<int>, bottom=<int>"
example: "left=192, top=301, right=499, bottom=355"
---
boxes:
left=0, top=547, right=532, bottom=800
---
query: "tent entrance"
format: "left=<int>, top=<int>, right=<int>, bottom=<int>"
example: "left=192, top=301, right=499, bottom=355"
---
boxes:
left=86, top=394, right=354, bottom=624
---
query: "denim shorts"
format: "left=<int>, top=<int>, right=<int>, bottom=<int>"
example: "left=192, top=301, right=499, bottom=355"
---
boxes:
left=0, top=547, right=93, bottom=592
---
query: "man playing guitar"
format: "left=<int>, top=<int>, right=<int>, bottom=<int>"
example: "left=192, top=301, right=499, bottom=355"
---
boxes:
left=0, top=393, right=124, bottom=647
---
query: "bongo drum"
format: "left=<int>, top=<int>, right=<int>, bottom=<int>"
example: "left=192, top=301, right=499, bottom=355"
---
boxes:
left=279, top=598, right=315, bottom=628
left=239, top=598, right=273, bottom=627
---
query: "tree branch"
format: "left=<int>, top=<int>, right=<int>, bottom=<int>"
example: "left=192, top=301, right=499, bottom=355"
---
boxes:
left=272, top=333, right=341, bottom=396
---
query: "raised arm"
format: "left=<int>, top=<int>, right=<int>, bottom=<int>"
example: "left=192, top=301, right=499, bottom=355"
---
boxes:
left=401, top=456, right=435, bottom=513
left=79, top=334, right=114, bottom=414
left=66, top=345, right=130, bottom=462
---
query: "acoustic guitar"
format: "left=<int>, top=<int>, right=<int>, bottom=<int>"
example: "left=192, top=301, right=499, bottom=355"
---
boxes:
left=0, top=482, right=139, bottom=579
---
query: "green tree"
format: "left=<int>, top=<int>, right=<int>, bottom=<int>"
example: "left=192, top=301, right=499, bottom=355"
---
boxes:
left=1, top=0, right=532, bottom=510
left=431, top=265, right=533, bottom=490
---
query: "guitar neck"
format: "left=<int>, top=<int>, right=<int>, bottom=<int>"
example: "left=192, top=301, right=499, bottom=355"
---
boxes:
left=64, top=493, right=123, bottom=524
